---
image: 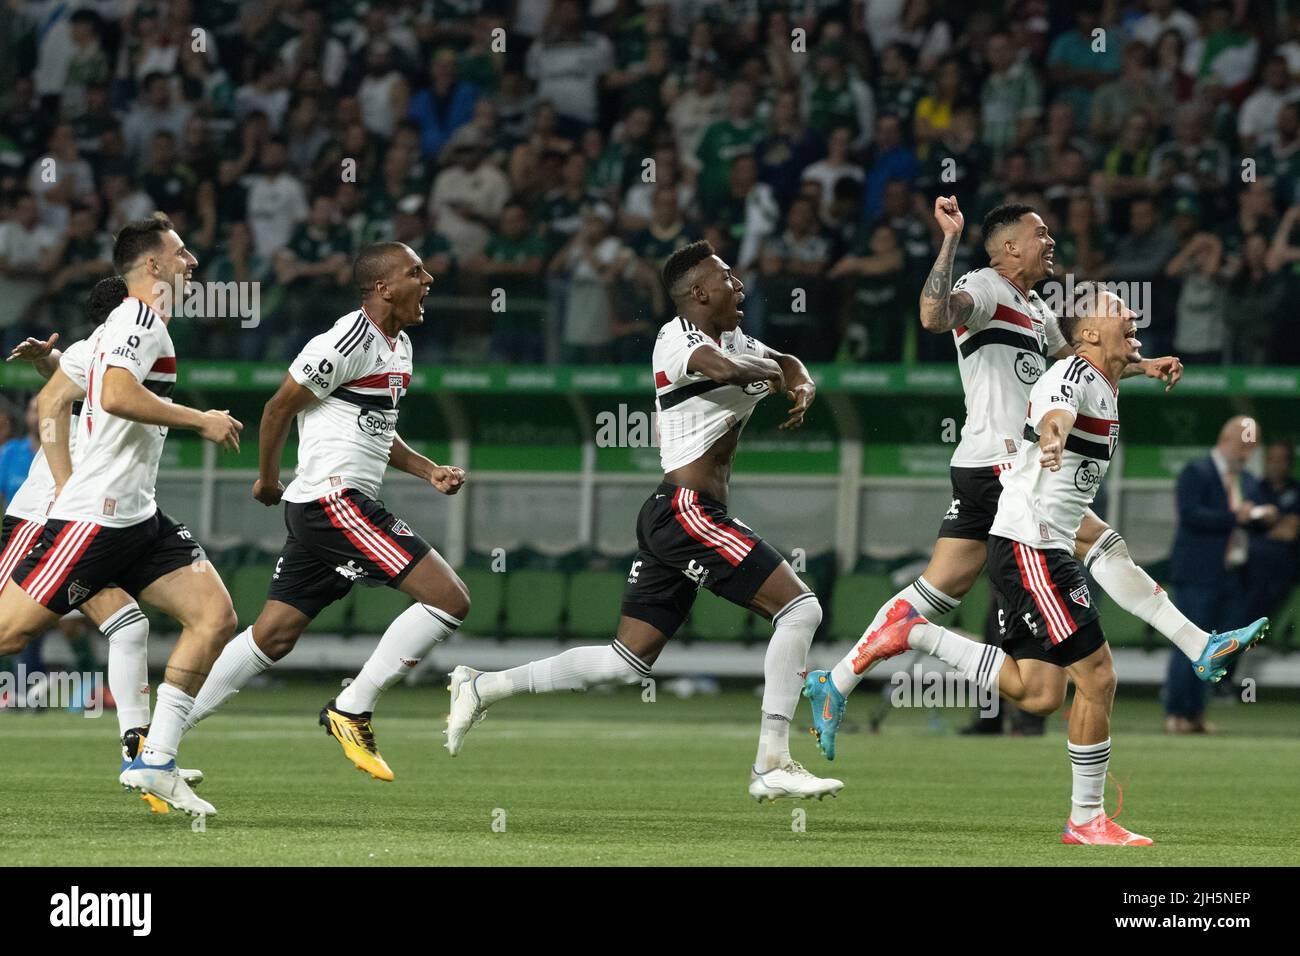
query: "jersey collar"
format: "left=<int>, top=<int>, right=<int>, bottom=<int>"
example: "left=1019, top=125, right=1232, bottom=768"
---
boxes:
left=360, top=305, right=397, bottom=349
left=997, top=273, right=1031, bottom=299
left=1078, top=351, right=1119, bottom=393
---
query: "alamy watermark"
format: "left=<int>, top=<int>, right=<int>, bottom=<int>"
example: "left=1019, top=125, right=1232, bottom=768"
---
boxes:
left=151, top=278, right=261, bottom=328
left=0, top=664, right=104, bottom=717
left=1039, top=277, right=1152, bottom=328
left=889, top=663, right=999, bottom=718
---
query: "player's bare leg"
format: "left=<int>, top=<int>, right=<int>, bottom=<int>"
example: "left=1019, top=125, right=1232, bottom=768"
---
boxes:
left=1060, top=643, right=1150, bottom=844
left=0, top=580, right=64, bottom=657
left=119, top=561, right=236, bottom=815
left=1076, top=511, right=1266, bottom=680
left=446, top=614, right=664, bottom=756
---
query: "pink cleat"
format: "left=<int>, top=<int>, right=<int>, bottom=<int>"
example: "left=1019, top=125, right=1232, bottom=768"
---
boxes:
left=1061, top=813, right=1153, bottom=846
left=850, top=599, right=928, bottom=676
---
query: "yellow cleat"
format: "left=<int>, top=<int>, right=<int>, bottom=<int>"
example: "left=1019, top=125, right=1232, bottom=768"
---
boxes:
left=141, top=793, right=170, bottom=813
left=319, top=699, right=394, bottom=781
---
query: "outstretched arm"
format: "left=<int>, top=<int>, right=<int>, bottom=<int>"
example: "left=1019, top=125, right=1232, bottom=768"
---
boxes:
left=1036, top=408, right=1076, bottom=472
left=252, top=374, right=318, bottom=506
left=6, top=332, right=62, bottom=379
left=918, top=196, right=974, bottom=334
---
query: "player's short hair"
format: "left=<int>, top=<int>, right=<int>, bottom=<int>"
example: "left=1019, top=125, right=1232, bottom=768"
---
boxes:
left=982, top=202, right=1037, bottom=252
left=1059, top=280, right=1113, bottom=344
left=85, top=276, right=128, bottom=325
left=112, top=214, right=174, bottom=274
left=354, top=241, right=411, bottom=293
left=661, top=239, right=716, bottom=298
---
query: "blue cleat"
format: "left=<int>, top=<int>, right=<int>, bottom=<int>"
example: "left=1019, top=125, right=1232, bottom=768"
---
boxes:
left=802, top=670, right=846, bottom=761
left=1192, top=618, right=1268, bottom=683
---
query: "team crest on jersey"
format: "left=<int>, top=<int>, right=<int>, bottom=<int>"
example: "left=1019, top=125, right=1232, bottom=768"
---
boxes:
left=1108, top=422, right=1120, bottom=456
left=1069, top=584, right=1091, bottom=608
left=391, top=519, right=413, bottom=537
left=388, top=373, right=405, bottom=406
left=67, top=580, right=90, bottom=605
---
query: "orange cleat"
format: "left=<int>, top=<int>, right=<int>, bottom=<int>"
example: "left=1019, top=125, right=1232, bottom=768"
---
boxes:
left=850, top=599, right=927, bottom=676
left=1061, top=813, right=1153, bottom=846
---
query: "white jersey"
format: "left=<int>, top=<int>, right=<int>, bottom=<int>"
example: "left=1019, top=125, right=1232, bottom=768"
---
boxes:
left=991, top=355, right=1120, bottom=552
left=50, top=300, right=176, bottom=528
left=653, top=317, right=772, bottom=472
left=3, top=331, right=101, bottom=522
left=282, top=308, right=413, bottom=503
left=949, top=267, right=1067, bottom=468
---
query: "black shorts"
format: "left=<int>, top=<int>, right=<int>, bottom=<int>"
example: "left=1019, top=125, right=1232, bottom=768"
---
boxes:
left=987, top=534, right=1104, bottom=667
left=267, top=488, right=433, bottom=619
left=10, top=509, right=202, bottom=615
left=0, top=515, right=46, bottom=596
left=620, top=482, right=785, bottom=637
left=938, top=465, right=1011, bottom=541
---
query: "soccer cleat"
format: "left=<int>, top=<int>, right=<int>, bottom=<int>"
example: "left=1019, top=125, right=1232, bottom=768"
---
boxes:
left=1061, top=813, right=1153, bottom=846
left=1192, top=618, right=1268, bottom=683
left=802, top=670, right=846, bottom=760
left=444, top=665, right=487, bottom=756
left=849, top=598, right=927, bottom=677
left=120, top=726, right=204, bottom=786
left=748, top=761, right=844, bottom=803
left=119, top=756, right=216, bottom=817
left=319, top=700, right=394, bottom=781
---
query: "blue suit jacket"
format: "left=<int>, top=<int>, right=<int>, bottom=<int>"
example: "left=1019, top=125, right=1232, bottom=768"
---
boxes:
left=1170, top=455, right=1261, bottom=586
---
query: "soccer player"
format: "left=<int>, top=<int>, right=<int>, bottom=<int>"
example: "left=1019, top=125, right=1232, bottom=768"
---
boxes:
left=804, top=198, right=1221, bottom=758
left=3, top=278, right=201, bottom=796
left=446, top=239, right=843, bottom=803
left=0, top=217, right=243, bottom=817
left=835, top=288, right=1266, bottom=844
left=177, top=241, right=469, bottom=783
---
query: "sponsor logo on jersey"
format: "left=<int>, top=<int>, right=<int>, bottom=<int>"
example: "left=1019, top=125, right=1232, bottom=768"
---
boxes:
left=944, top=498, right=960, bottom=520
left=1069, top=584, right=1091, bottom=608
left=363, top=333, right=373, bottom=352
left=391, top=519, right=413, bottom=537
left=1074, top=459, right=1102, bottom=492
left=741, top=381, right=769, bottom=395
left=357, top=408, right=395, bottom=437
left=627, top=559, right=642, bottom=584
left=1023, top=612, right=1038, bottom=635
left=683, top=559, right=709, bottom=587
left=67, top=580, right=90, bottom=605
left=335, top=560, right=365, bottom=581
left=102, top=498, right=116, bottom=517
left=1013, top=351, right=1042, bottom=385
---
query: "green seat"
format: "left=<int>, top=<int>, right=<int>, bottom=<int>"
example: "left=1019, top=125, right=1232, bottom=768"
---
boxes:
left=307, top=589, right=352, bottom=633
left=565, top=570, right=625, bottom=639
left=686, top=592, right=751, bottom=641
left=351, top=586, right=412, bottom=635
left=230, top=563, right=275, bottom=631
left=828, top=573, right=895, bottom=642
left=955, top=577, right=993, bottom=635
left=459, top=568, right=504, bottom=637
left=1096, top=593, right=1147, bottom=648
left=503, top=569, right=566, bottom=637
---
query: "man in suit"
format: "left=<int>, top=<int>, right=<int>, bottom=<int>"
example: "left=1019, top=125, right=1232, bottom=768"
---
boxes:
left=1247, top=441, right=1300, bottom=622
left=1166, top=416, right=1277, bottom=732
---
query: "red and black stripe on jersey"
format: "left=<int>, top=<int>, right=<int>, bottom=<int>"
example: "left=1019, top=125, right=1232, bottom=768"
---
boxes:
left=655, top=318, right=729, bottom=409
left=956, top=304, right=1047, bottom=358
left=331, top=371, right=412, bottom=410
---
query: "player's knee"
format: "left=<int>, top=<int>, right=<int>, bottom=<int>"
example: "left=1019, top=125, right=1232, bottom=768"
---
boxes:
left=208, top=602, right=239, bottom=643
left=1081, top=664, right=1118, bottom=705
left=1020, top=688, right=1065, bottom=717
left=773, top=592, right=822, bottom=634
left=442, top=576, right=470, bottom=623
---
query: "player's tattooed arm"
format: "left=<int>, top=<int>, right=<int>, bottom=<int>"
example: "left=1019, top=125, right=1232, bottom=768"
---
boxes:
left=687, top=345, right=785, bottom=394
left=918, top=235, right=974, bottom=334
left=34, top=367, right=85, bottom=494
left=390, top=433, right=466, bottom=495
left=6, top=332, right=62, bottom=378
left=253, top=375, right=318, bottom=506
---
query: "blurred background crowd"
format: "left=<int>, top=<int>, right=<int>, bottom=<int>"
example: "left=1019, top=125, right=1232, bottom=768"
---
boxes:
left=4, top=0, right=1300, bottom=365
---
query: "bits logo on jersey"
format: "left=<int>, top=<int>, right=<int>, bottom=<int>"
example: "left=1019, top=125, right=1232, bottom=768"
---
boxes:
left=1069, top=584, right=1092, bottom=608
left=1013, top=351, right=1043, bottom=385
left=1074, top=459, right=1102, bottom=492
left=1051, top=383, right=1073, bottom=403
left=682, top=559, right=709, bottom=587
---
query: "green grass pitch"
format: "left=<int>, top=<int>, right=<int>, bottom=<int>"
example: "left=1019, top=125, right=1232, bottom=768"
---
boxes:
left=3, top=681, right=1298, bottom=866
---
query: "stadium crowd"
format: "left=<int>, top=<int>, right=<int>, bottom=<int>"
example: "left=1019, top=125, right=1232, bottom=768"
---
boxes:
left=2, top=0, right=1300, bottom=367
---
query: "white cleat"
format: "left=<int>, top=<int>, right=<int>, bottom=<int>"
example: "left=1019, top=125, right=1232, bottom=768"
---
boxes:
left=748, top=761, right=844, bottom=803
left=180, top=767, right=205, bottom=786
left=444, top=665, right=488, bottom=756
left=119, top=759, right=216, bottom=817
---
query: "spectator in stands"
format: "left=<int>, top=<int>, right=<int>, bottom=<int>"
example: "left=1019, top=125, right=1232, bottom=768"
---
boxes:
left=1103, top=196, right=1179, bottom=354
left=409, top=48, right=479, bottom=160
left=550, top=203, right=633, bottom=364
left=981, top=31, right=1042, bottom=158
left=667, top=62, right=727, bottom=178
left=0, top=192, right=61, bottom=351
left=1046, top=7, right=1120, bottom=124
left=913, top=55, right=964, bottom=157
left=760, top=196, right=834, bottom=360
left=1248, top=441, right=1300, bottom=623
left=0, top=396, right=35, bottom=511
left=525, top=0, right=614, bottom=138
left=802, top=125, right=864, bottom=224
left=627, top=186, right=695, bottom=323
left=1166, top=416, right=1275, bottom=733
left=245, top=138, right=308, bottom=259
left=201, top=222, right=270, bottom=360
left=46, top=201, right=112, bottom=339
left=863, top=114, right=918, bottom=221
left=1052, top=193, right=1110, bottom=278
left=1090, top=41, right=1163, bottom=145
left=831, top=222, right=906, bottom=362
left=621, top=145, right=693, bottom=235
left=122, top=72, right=193, bottom=164
left=1131, top=0, right=1199, bottom=48
left=1149, top=105, right=1230, bottom=211
left=695, top=80, right=764, bottom=210
left=28, top=123, right=96, bottom=233
left=801, top=41, right=875, bottom=150
left=1239, top=54, right=1300, bottom=153
left=699, top=152, right=779, bottom=275
left=877, top=42, right=927, bottom=125
left=140, top=131, right=197, bottom=216
left=1028, top=100, right=1094, bottom=189
left=1226, top=232, right=1283, bottom=364
left=542, top=153, right=603, bottom=257
left=1166, top=223, right=1228, bottom=365
left=429, top=125, right=509, bottom=261
left=274, top=194, right=353, bottom=352
left=755, top=89, right=825, bottom=210
left=466, top=201, right=547, bottom=363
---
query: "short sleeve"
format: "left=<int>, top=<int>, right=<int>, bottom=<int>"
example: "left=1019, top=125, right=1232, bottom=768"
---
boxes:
left=58, top=338, right=91, bottom=391
left=288, top=317, right=373, bottom=399
left=950, top=269, right=999, bottom=330
left=1028, top=363, right=1082, bottom=428
left=656, top=323, right=714, bottom=384
left=101, top=311, right=166, bottom=383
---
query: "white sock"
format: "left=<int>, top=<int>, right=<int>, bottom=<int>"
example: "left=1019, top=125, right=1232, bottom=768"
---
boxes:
left=335, top=603, right=461, bottom=714
left=475, top=640, right=650, bottom=705
left=183, top=627, right=273, bottom=732
left=1068, top=738, right=1111, bottom=825
left=830, top=577, right=962, bottom=696
left=908, top=622, right=1006, bottom=694
left=99, top=604, right=151, bottom=735
left=1085, top=530, right=1208, bottom=659
left=140, top=683, right=194, bottom=766
left=756, top=592, right=822, bottom=770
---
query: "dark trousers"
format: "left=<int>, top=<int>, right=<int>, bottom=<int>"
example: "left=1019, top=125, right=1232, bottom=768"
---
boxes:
left=1164, top=569, right=1247, bottom=718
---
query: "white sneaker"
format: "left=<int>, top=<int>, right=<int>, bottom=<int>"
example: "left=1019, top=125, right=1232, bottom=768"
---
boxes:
left=119, top=759, right=217, bottom=817
left=444, top=665, right=487, bottom=756
left=748, top=761, right=844, bottom=803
